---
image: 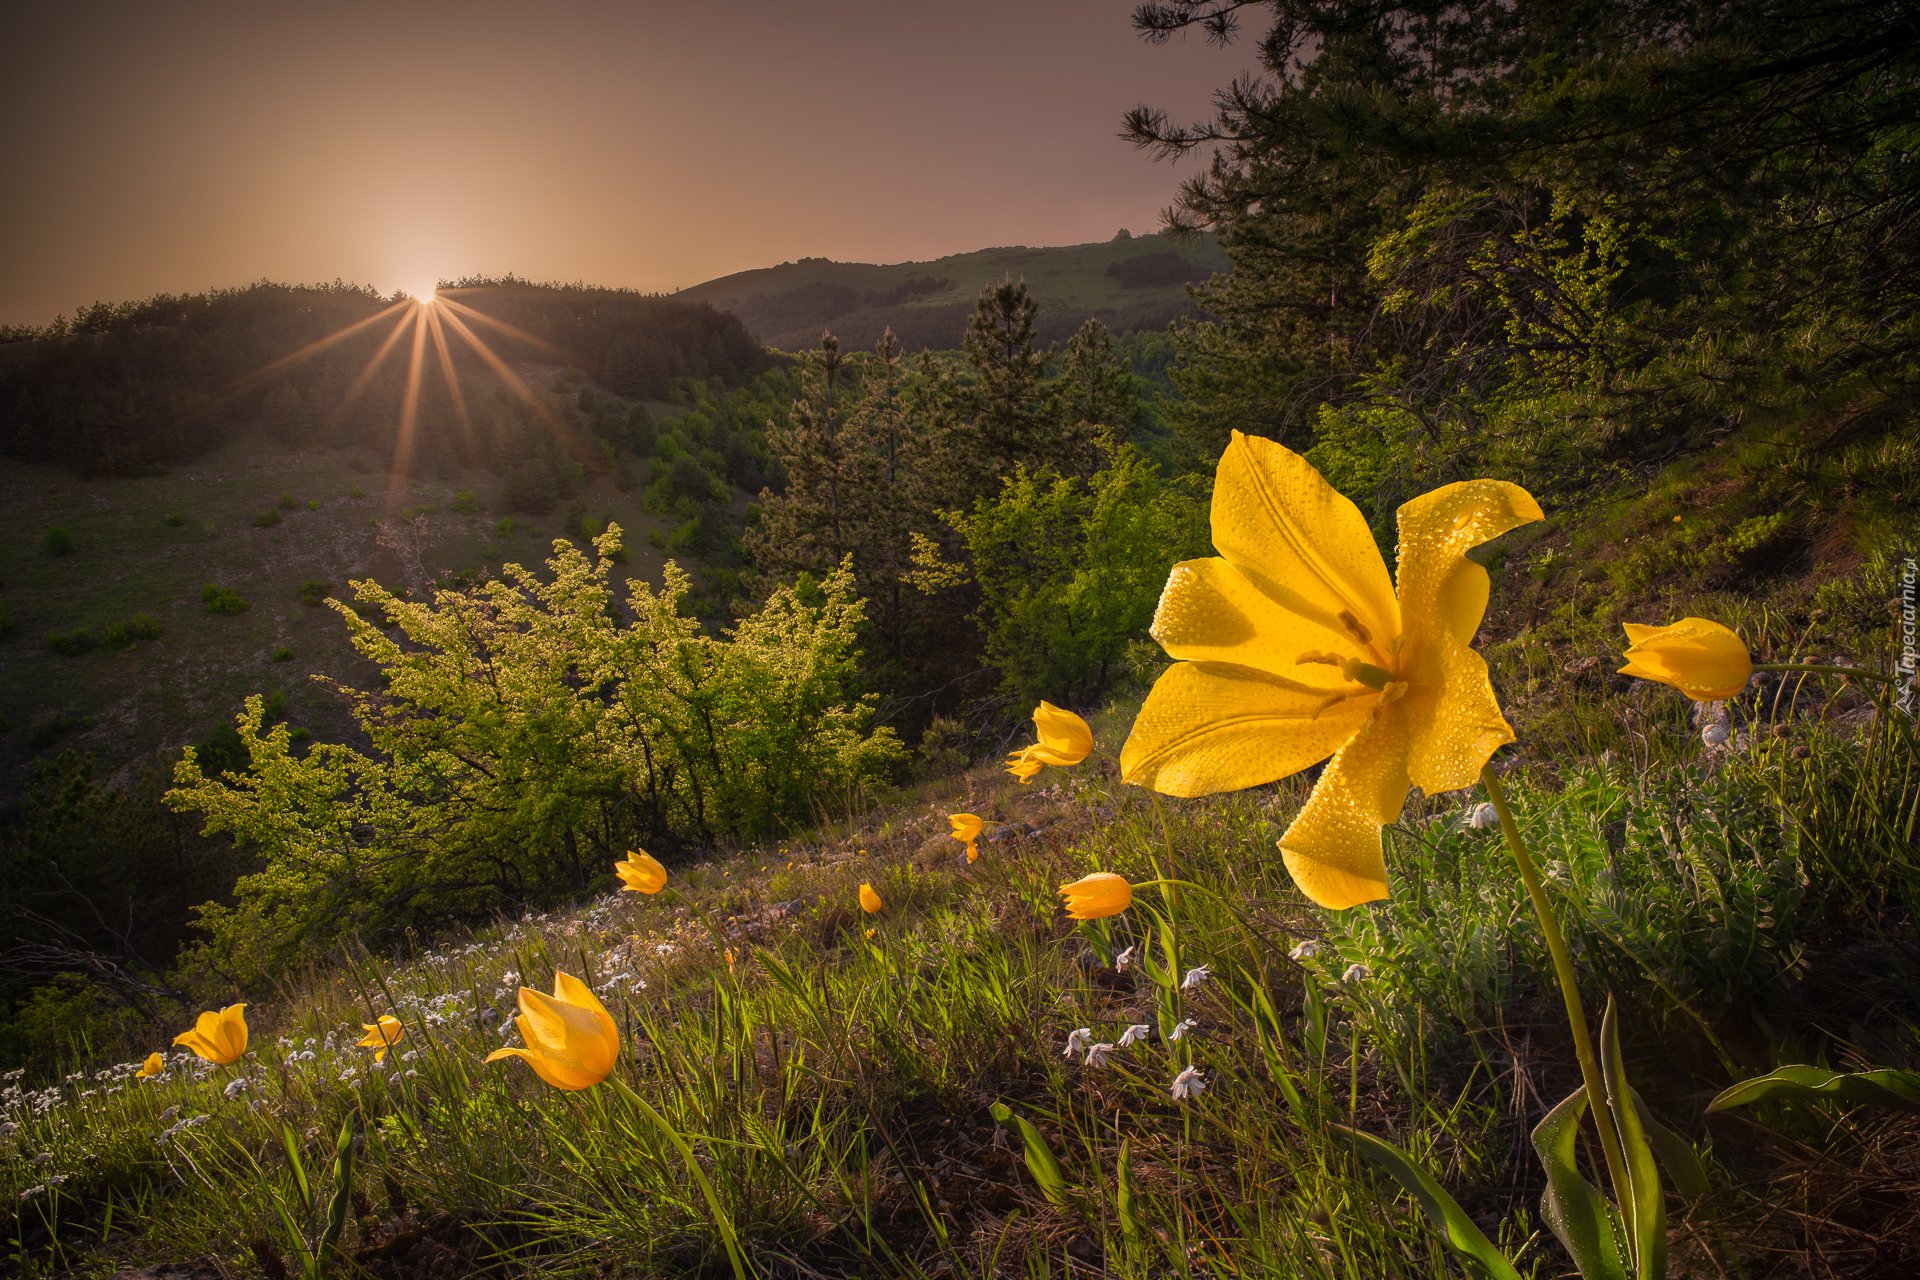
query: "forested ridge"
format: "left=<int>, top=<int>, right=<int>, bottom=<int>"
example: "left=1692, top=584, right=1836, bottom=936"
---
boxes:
left=0, top=279, right=766, bottom=478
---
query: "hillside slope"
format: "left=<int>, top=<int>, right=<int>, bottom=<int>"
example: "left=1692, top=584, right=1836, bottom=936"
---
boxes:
left=678, top=234, right=1229, bottom=352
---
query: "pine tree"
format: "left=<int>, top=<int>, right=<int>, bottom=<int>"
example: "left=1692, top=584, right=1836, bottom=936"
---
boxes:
left=1055, top=317, right=1141, bottom=476
left=958, top=278, right=1064, bottom=480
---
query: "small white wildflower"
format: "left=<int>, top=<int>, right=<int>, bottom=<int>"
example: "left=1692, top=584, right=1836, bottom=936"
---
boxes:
left=0, top=1122, right=16, bottom=1138
left=1181, top=965, right=1211, bottom=990
left=1288, top=940, right=1323, bottom=962
left=400, top=1050, right=418, bottom=1063
left=1342, top=963, right=1373, bottom=984
left=32, top=1152, right=53, bottom=1165
left=1063, top=1028, right=1093, bottom=1058
left=222, top=1077, right=249, bottom=1098
left=1113, top=945, right=1135, bottom=971
left=1171, top=1066, right=1206, bottom=1100
left=1085, top=1042, right=1116, bottom=1067
left=1169, top=1018, right=1198, bottom=1042
left=304, top=1038, right=317, bottom=1048
left=1117, top=1024, right=1152, bottom=1049
left=159, top=1105, right=180, bottom=1122
left=405, top=1069, right=419, bottom=1079
left=1467, top=802, right=1499, bottom=829
left=1702, top=721, right=1731, bottom=748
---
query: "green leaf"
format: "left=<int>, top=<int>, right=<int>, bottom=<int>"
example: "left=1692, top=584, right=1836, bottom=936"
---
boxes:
left=1707, top=1065, right=1920, bottom=1116
left=991, top=1101, right=1074, bottom=1209
left=1530, top=1085, right=1630, bottom=1280
left=1332, top=1124, right=1521, bottom=1280
left=1630, top=1089, right=1710, bottom=1199
left=278, top=1123, right=313, bottom=1216
left=1116, top=1136, right=1142, bottom=1246
left=1600, top=996, right=1665, bottom=1278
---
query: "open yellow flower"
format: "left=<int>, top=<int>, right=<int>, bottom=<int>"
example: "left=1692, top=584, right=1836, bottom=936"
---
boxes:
left=173, top=1002, right=249, bottom=1065
left=614, top=849, right=668, bottom=894
left=135, top=1052, right=164, bottom=1079
left=859, top=883, right=884, bottom=914
left=484, top=971, right=618, bottom=1091
left=1120, top=431, right=1542, bottom=910
left=949, top=813, right=983, bottom=861
left=1058, top=871, right=1132, bottom=920
left=1617, top=618, right=1751, bottom=700
left=1004, top=702, right=1093, bottom=783
left=357, top=1015, right=405, bottom=1064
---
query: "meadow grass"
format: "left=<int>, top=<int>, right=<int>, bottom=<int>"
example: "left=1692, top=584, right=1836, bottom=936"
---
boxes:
left=3, top=669, right=1915, bottom=1278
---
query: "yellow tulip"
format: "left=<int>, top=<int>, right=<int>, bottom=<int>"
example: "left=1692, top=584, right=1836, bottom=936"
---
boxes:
left=614, top=849, right=668, bottom=894
left=134, top=1052, right=164, bottom=1079
left=1003, top=749, right=1045, bottom=783
left=1058, top=871, right=1133, bottom=920
left=484, top=972, right=618, bottom=1091
left=172, top=1003, right=249, bottom=1065
left=859, top=883, right=884, bottom=914
left=1003, top=702, right=1093, bottom=784
left=356, top=1015, right=405, bottom=1064
left=1617, top=618, right=1752, bottom=700
left=950, top=812, right=982, bottom=862
left=1120, top=431, right=1542, bottom=910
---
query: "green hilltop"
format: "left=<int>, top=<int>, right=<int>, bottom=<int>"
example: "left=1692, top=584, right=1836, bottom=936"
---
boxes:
left=676, top=233, right=1229, bottom=352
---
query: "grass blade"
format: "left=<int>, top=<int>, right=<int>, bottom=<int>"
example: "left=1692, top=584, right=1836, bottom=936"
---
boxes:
left=1332, top=1124, right=1521, bottom=1280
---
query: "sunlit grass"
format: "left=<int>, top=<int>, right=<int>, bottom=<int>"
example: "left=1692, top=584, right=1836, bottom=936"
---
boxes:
left=3, top=650, right=1915, bottom=1275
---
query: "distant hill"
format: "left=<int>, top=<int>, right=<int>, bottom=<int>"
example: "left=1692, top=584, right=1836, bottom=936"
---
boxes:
left=677, top=234, right=1230, bottom=353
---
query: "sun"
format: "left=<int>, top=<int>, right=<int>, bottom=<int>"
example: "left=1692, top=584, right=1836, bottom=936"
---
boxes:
left=408, top=281, right=440, bottom=304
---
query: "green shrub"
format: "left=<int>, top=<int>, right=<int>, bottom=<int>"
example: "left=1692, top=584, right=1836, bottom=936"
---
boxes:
left=98, top=622, right=131, bottom=650
left=263, top=689, right=288, bottom=722
left=253, top=507, right=283, bottom=528
left=299, top=579, right=334, bottom=606
left=203, top=584, right=248, bottom=615
left=44, top=527, right=73, bottom=556
left=350, top=486, right=366, bottom=499
left=452, top=490, right=480, bottom=515
left=307, top=499, right=321, bottom=510
left=46, top=629, right=94, bottom=656
left=28, top=709, right=89, bottom=749
left=288, top=727, right=313, bottom=745
left=164, top=512, right=185, bottom=527
left=280, top=491, right=300, bottom=510
left=272, top=646, right=295, bottom=662
left=493, top=518, right=518, bottom=538
left=126, top=614, right=161, bottom=642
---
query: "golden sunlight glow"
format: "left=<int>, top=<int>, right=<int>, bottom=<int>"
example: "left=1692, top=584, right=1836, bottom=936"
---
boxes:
left=227, top=279, right=591, bottom=525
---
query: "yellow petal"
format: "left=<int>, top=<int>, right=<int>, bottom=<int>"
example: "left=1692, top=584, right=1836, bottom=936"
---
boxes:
left=1388, top=479, right=1540, bottom=797
left=136, top=1052, right=164, bottom=1078
left=1618, top=618, right=1752, bottom=699
left=1150, top=555, right=1377, bottom=674
left=485, top=1044, right=599, bottom=1092
left=1400, top=640, right=1517, bottom=797
left=949, top=813, right=983, bottom=843
left=859, top=883, right=884, bottom=913
left=1121, top=661, right=1373, bottom=797
left=1208, top=431, right=1399, bottom=663
left=1058, top=871, right=1132, bottom=919
left=1005, top=749, right=1044, bottom=783
left=1032, top=702, right=1093, bottom=763
left=615, top=850, right=668, bottom=894
left=1393, top=478, right=1543, bottom=661
left=1277, top=706, right=1411, bottom=908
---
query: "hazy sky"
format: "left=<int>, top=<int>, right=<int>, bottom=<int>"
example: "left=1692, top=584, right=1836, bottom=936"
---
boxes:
left=0, top=1, right=1250, bottom=327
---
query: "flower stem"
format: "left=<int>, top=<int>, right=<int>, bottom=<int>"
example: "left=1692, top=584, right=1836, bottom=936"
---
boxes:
left=1480, top=764, right=1633, bottom=1227
left=1144, top=792, right=1180, bottom=908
